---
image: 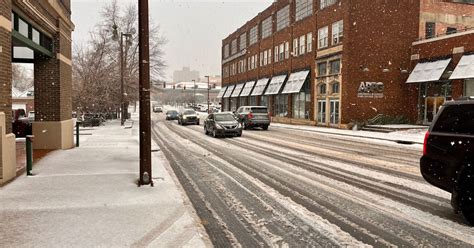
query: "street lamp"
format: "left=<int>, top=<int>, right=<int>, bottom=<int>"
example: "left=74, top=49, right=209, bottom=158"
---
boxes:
left=205, top=76, right=210, bottom=114
left=112, top=24, right=135, bottom=126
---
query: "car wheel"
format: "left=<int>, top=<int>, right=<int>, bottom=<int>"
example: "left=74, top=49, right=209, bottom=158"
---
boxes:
left=459, top=163, right=474, bottom=225
left=178, top=119, right=181, bottom=125
left=204, top=126, right=208, bottom=135
left=197, top=121, right=200, bottom=125
left=262, top=125, right=269, bottom=130
left=236, top=131, right=242, bottom=137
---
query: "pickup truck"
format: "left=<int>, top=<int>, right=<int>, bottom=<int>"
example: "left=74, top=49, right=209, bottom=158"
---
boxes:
left=420, top=99, right=474, bottom=225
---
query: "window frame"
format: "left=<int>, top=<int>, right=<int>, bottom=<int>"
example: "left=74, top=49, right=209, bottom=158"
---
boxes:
left=318, top=26, right=329, bottom=49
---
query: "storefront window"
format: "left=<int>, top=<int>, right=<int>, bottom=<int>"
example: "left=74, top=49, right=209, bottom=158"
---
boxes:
left=261, top=96, right=269, bottom=108
left=250, top=96, right=257, bottom=106
left=330, top=100, right=340, bottom=124
left=292, top=79, right=311, bottom=119
left=239, top=97, right=247, bottom=107
left=317, top=100, right=326, bottom=123
left=465, top=79, right=474, bottom=97
left=230, top=98, right=237, bottom=111
left=274, top=95, right=288, bottom=117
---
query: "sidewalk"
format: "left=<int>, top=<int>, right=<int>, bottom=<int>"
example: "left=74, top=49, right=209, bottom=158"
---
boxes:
left=0, top=120, right=211, bottom=247
left=271, top=123, right=427, bottom=145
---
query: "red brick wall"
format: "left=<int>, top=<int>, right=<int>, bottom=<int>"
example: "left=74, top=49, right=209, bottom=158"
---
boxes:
left=0, top=0, right=12, bottom=133
left=342, top=0, right=421, bottom=124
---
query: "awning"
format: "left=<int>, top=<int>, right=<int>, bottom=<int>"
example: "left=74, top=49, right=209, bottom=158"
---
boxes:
left=231, top=83, right=245, bottom=97
left=216, top=86, right=228, bottom=98
left=450, top=54, right=474, bottom=80
left=264, top=75, right=287, bottom=95
left=281, top=70, right=310, bottom=94
left=223, top=85, right=235, bottom=98
left=251, top=78, right=270, bottom=96
left=406, top=58, right=451, bottom=83
left=239, top=81, right=256, bottom=97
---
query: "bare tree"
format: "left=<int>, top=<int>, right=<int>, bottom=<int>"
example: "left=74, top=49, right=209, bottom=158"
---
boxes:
left=72, top=0, right=166, bottom=113
left=12, top=63, right=33, bottom=92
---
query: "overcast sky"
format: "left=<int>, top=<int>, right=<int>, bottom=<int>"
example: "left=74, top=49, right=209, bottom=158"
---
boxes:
left=71, top=0, right=273, bottom=81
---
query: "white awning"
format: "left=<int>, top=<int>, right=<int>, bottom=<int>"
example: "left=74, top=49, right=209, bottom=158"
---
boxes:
left=231, top=83, right=245, bottom=97
left=216, top=86, right=227, bottom=98
left=264, top=75, right=287, bottom=95
left=239, top=81, right=256, bottom=97
left=250, top=78, right=270, bottom=96
left=406, top=58, right=451, bottom=83
left=450, top=54, right=474, bottom=80
left=223, top=85, right=235, bottom=98
left=281, top=70, right=310, bottom=94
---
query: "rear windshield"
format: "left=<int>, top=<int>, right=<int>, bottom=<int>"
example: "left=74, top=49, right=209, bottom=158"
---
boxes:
left=184, top=110, right=196, bottom=115
left=250, top=107, right=268, bottom=113
left=215, top=114, right=236, bottom=121
left=432, top=104, right=474, bottom=135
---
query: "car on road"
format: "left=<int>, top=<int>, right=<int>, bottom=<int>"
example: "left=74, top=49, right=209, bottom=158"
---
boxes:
left=178, top=109, right=200, bottom=125
left=235, top=106, right=270, bottom=130
left=420, top=98, right=474, bottom=225
left=204, top=112, right=242, bottom=138
left=153, top=105, right=163, bottom=113
left=165, top=110, right=179, bottom=120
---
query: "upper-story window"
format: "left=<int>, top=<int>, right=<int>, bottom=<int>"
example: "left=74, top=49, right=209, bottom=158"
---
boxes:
left=296, top=0, right=313, bottom=21
left=318, top=26, right=329, bottom=49
left=276, top=5, right=290, bottom=32
left=239, top=33, right=247, bottom=50
left=425, top=22, right=436, bottom=39
left=317, top=62, right=327, bottom=77
left=307, top=32, right=313, bottom=53
left=285, top=42, right=290, bottom=59
left=249, top=25, right=258, bottom=45
left=299, top=35, right=306, bottom=55
left=332, top=20, right=343, bottom=45
left=329, top=59, right=341, bottom=74
left=261, top=16, right=273, bottom=39
left=279, top=43, right=285, bottom=61
left=320, top=0, right=337, bottom=9
left=223, top=44, right=229, bottom=59
left=231, top=39, right=237, bottom=55
left=332, top=82, right=340, bottom=94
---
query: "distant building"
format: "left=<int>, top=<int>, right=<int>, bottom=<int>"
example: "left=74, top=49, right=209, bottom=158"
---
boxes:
left=173, top=67, right=200, bottom=83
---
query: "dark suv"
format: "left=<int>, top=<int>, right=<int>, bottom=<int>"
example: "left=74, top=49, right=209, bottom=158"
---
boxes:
left=235, top=106, right=270, bottom=130
left=420, top=99, right=474, bottom=225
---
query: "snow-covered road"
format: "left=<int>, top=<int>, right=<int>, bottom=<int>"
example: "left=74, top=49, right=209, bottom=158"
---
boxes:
left=151, top=115, right=474, bottom=247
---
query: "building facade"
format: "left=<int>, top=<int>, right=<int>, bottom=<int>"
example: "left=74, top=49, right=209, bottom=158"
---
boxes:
left=1, top=0, right=74, bottom=184
left=172, top=67, right=200, bottom=83
left=219, top=0, right=474, bottom=127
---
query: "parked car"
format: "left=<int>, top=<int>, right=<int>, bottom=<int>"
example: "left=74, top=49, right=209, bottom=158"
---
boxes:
left=420, top=99, right=474, bottom=225
left=178, top=109, right=199, bottom=125
left=153, top=105, right=163, bottom=113
left=12, top=109, right=32, bottom=137
left=80, top=113, right=103, bottom=127
left=235, top=106, right=270, bottom=130
left=204, top=112, right=242, bottom=138
left=165, top=110, right=179, bottom=120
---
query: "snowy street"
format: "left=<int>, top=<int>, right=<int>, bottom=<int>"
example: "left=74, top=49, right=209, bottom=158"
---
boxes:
left=152, top=114, right=474, bottom=247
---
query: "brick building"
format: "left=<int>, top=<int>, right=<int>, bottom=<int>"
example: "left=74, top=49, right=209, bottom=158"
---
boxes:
left=219, top=0, right=474, bottom=127
left=1, top=0, right=74, bottom=184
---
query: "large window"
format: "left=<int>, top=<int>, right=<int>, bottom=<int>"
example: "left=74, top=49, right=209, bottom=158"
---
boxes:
left=223, top=44, right=229, bottom=58
left=231, top=39, right=237, bottom=55
left=320, top=0, right=337, bottom=9
left=296, top=0, right=313, bottom=21
left=332, top=20, right=343, bottom=45
left=261, top=96, right=269, bottom=108
left=292, top=79, right=311, bottom=119
left=250, top=96, right=258, bottom=106
left=317, top=62, right=327, bottom=77
left=276, top=5, right=290, bottom=32
left=262, top=16, right=273, bottom=39
left=299, top=35, right=306, bottom=55
left=318, top=100, right=326, bottom=123
left=329, top=59, right=341, bottom=74
left=465, top=79, right=474, bottom=97
left=330, top=100, right=340, bottom=124
left=239, top=33, right=247, bottom=50
left=318, top=26, right=328, bottom=49
left=249, top=25, right=258, bottom=45
left=307, top=33, right=313, bottom=53
left=274, top=95, right=288, bottom=117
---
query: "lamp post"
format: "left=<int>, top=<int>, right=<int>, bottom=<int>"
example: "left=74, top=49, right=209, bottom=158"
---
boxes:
left=112, top=25, right=134, bottom=126
left=205, top=76, right=210, bottom=114
left=192, top=79, right=196, bottom=106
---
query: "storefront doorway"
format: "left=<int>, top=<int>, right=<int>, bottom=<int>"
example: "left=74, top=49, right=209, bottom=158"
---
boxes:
left=424, top=96, right=445, bottom=124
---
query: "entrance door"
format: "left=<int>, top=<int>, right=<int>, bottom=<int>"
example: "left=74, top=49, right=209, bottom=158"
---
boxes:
left=424, top=97, right=445, bottom=124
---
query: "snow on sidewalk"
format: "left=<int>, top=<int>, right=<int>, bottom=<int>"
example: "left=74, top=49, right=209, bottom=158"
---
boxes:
left=271, top=123, right=428, bottom=145
left=0, top=120, right=211, bottom=248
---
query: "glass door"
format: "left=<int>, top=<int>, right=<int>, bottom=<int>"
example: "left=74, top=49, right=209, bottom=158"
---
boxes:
left=330, top=99, right=340, bottom=124
left=317, top=100, right=326, bottom=124
left=424, top=96, right=445, bottom=124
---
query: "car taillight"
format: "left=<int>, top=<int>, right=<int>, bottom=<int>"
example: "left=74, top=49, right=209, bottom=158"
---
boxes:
left=248, top=112, right=254, bottom=119
left=423, top=131, right=430, bottom=156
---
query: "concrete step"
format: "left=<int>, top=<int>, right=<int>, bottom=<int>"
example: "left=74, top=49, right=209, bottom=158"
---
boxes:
left=360, top=127, right=394, bottom=133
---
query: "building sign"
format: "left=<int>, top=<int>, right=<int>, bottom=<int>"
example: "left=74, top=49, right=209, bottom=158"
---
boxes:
left=357, top=82, right=384, bottom=98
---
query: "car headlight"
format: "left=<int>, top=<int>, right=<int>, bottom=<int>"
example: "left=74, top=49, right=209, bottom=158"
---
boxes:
left=183, top=115, right=187, bottom=119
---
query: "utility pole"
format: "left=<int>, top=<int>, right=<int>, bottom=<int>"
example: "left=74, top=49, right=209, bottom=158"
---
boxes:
left=205, top=76, right=210, bottom=114
left=138, top=0, right=152, bottom=186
